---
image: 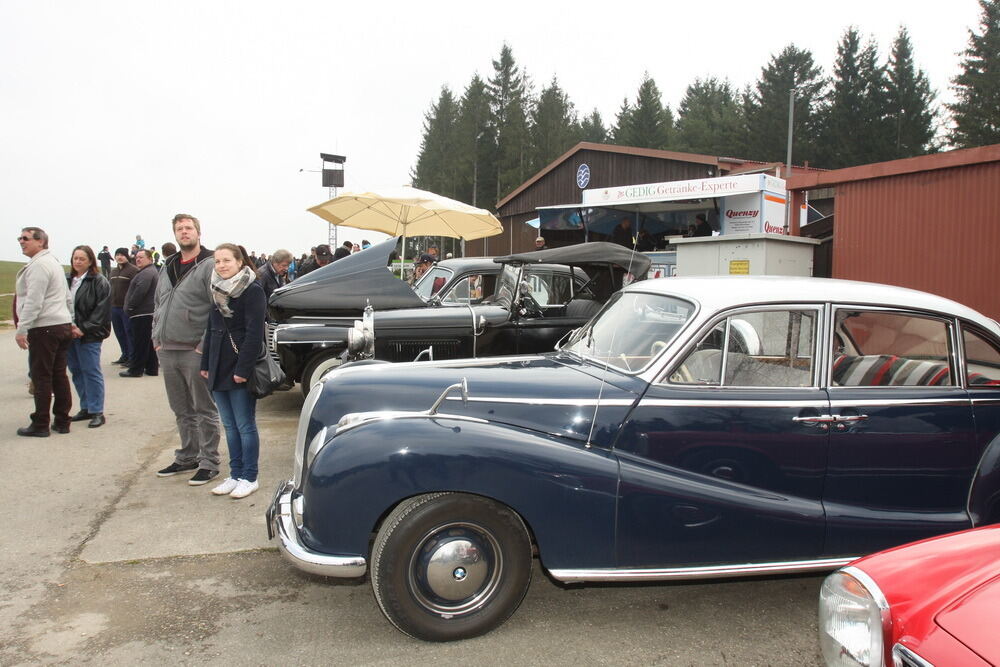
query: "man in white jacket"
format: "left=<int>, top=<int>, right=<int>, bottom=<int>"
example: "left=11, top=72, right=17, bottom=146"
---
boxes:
left=15, top=227, right=74, bottom=437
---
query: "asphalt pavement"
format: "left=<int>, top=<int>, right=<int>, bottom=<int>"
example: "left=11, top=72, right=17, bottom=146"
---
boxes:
left=0, top=329, right=825, bottom=665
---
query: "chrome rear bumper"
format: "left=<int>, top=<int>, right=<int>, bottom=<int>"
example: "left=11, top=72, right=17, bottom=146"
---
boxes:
left=265, top=481, right=367, bottom=578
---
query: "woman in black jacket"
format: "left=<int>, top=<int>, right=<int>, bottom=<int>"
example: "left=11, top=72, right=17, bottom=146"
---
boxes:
left=199, top=244, right=265, bottom=499
left=66, top=245, right=112, bottom=428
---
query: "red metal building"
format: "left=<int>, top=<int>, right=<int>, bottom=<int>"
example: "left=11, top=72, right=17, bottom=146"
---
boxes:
left=788, top=144, right=1000, bottom=320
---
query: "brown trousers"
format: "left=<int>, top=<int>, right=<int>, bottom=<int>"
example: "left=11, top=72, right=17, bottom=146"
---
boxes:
left=28, top=323, right=73, bottom=429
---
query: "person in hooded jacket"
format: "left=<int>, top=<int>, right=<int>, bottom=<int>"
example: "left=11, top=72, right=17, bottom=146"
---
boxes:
left=200, top=244, right=265, bottom=500
left=66, top=245, right=112, bottom=428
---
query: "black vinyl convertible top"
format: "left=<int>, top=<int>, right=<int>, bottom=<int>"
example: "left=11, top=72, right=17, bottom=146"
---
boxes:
left=494, top=241, right=651, bottom=277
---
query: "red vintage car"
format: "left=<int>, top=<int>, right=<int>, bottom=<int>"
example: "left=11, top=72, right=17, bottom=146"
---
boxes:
left=819, top=524, right=1000, bottom=666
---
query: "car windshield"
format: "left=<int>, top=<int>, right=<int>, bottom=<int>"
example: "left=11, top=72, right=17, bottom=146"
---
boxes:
left=563, top=291, right=694, bottom=372
left=412, top=266, right=453, bottom=300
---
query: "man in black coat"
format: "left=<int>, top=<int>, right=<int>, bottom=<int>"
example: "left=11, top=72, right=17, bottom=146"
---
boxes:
left=97, top=246, right=112, bottom=277
left=258, top=249, right=292, bottom=301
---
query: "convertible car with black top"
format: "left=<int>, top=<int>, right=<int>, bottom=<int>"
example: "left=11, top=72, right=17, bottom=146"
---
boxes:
left=267, top=237, right=649, bottom=394
left=266, top=275, right=1000, bottom=641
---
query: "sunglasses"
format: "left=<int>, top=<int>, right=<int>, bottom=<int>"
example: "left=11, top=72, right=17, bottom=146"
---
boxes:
left=17, top=235, right=35, bottom=242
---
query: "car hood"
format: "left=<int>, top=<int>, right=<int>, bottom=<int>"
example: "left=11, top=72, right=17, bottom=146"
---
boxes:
left=311, top=354, right=644, bottom=449
left=934, top=574, right=1000, bottom=664
left=270, top=237, right=424, bottom=319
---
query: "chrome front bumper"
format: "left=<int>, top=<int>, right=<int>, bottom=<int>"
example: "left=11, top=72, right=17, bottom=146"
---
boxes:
left=265, top=481, right=367, bottom=578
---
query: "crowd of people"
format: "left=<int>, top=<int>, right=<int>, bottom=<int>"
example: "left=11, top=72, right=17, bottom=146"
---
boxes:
left=11, top=215, right=344, bottom=500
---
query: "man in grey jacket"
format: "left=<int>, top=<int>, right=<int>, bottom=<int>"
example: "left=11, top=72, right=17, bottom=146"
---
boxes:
left=152, top=213, right=221, bottom=485
left=15, top=227, right=74, bottom=437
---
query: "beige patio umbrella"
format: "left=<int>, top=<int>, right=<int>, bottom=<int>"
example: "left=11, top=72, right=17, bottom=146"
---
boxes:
left=307, top=186, right=503, bottom=267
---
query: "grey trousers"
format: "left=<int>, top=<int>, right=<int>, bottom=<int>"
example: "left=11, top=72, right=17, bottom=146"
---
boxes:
left=158, top=348, right=221, bottom=472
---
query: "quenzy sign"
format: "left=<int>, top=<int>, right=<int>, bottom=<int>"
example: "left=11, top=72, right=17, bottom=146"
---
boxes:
left=720, top=191, right=787, bottom=235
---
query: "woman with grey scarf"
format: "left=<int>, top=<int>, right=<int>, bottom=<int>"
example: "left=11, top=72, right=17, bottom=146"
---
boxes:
left=199, top=244, right=266, bottom=499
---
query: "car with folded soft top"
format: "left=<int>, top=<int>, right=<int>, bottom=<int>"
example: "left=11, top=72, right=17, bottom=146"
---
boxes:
left=266, top=275, right=1000, bottom=641
left=819, top=524, right=1000, bottom=667
left=267, top=237, right=650, bottom=394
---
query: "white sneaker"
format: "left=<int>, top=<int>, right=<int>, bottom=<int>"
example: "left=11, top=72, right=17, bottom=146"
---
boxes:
left=230, top=478, right=259, bottom=499
left=211, top=477, right=239, bottom=495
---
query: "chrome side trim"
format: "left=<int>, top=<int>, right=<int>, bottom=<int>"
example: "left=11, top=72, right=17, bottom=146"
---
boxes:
left=639, top=398, right=827, bottom=409
left=336, top=412, right=489, bottom=436
left=446, top=396, right=636, bottom=407
left=892, top=644, right=934, bottom=667
left=971, top=397, right=1000, bottom=405
left=548, top=556, right=857, bottom=583
left=829, top=398, right=969, bottom=408
left=267, top=482, right=367, bottom=578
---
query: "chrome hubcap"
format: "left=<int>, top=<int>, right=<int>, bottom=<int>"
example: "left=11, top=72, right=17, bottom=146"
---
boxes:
left=409, top=523, right=502, bottom=616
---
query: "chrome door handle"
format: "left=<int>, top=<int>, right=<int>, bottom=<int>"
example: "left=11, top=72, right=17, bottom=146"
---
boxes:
left=792, top=414, right=835, bottom=423
left=833, top=414, right=869, bottom=422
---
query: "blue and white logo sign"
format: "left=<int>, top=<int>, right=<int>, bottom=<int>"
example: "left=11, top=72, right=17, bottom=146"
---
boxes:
left=576, top=163, right=591, bottom=189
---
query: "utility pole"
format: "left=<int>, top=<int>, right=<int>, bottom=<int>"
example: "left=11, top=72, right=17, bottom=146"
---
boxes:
left=784, top=87, right=796, bottom=234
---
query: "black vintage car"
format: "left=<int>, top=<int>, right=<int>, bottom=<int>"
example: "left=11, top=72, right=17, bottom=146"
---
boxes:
left=268, top=237, right=650, bottom=394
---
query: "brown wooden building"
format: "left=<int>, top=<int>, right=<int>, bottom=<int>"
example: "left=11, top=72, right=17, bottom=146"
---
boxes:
left=788, top=143, right=1000, bottom=320
left=465, top=142, right=807, bottom=257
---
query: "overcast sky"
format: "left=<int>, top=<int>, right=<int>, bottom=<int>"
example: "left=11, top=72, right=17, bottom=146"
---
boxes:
left=0, top=0, right=984, bottom=263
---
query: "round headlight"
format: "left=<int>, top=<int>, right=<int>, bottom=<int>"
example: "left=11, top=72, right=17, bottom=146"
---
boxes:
left=818, top=568, right=890, bottom=667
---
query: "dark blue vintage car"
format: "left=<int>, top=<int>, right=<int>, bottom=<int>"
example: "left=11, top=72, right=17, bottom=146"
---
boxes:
left=266, top=276, right=1000, bottom=641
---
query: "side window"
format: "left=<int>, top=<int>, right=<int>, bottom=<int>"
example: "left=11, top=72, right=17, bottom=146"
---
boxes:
left=964, top=327, right=1000, bottom=387
left=832, top=310, right=952, bottom=387
left=525, top=271, right=573, bottom=307
left=670, top=310, right=816, bottom=387
left=441, top=274, right=485, bottom=304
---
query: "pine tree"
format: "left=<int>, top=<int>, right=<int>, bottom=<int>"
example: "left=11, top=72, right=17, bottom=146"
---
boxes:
left=579, top=109, right=607, bottom=143
left=674, top=77, right=746, bottom=157
left=886, top=26, right=937, bottom=158
left=744, top=45, right=827, bottom=165
left=530, top=76, right=579, bottom=171
left=614, top=74, right=673, bottom=149
left=411, top=86, right=460, bottom=198
left=487, top=44, right=533, bottom=202
left=454, top=74, right=495, bottom=208
left=948, top=0, right=1000, bottom=147
left=610, top=98, right=633, bottom=144
left=820, top=28, right=891, bottom=167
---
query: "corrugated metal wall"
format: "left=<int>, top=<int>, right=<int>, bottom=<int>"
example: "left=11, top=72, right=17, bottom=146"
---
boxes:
left=833, top=162, right=1000, bottom=320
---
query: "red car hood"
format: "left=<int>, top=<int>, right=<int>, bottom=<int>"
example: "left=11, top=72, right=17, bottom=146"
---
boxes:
left=935, top=574, right=1000, bottom=665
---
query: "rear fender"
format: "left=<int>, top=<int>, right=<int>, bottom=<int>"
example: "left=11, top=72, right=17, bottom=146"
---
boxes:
left=970, top=433, right=1000, bottom=525
left=300, top=416, right=620, bottom=570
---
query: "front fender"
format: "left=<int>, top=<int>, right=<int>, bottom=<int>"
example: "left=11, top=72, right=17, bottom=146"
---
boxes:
left=300, top=417, right=620, bottom=570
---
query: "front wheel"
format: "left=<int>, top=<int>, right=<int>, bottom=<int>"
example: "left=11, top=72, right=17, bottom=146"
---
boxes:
left=300, top=351, right=344, bottom=397
left=371, top=493, right=532, bottom=641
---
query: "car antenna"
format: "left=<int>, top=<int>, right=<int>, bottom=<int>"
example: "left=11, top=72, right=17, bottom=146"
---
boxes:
left=584, top=235, right=642, bottom=449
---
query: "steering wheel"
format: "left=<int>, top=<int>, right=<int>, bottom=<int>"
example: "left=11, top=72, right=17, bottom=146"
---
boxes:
left=670, top=362, right=695, bottom=384
left=650, top=340, right=669, bottom=357
left=519, top=291, right=543, bottom=318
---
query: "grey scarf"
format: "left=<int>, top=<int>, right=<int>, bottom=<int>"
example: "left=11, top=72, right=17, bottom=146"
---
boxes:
left=210, top=266, right=256, bottom=317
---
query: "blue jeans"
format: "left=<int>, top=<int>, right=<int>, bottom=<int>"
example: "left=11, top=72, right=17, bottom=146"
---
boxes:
left=213, top=388, right=259, bottom=482
left=66, top=340, right=105, bottom=413
left=111, top=306, right=132, bottom=360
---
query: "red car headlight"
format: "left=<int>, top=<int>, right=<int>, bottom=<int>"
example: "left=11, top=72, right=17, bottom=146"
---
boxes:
left=819, top=567, right=892, bottom=667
